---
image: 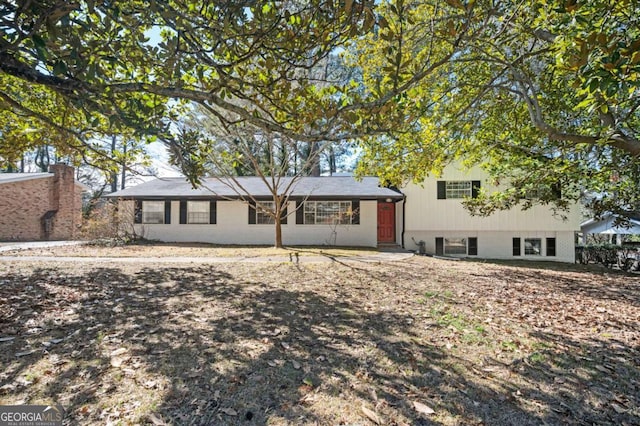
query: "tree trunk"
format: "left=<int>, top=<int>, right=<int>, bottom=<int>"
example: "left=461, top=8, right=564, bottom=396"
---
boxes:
left=273, top=196, right=284, bottom=248
left=274, top=217, right=283, bottom=248
left=309, top=142, right=321, bottom=177
left=121, top=140, right=127, bottom=190
left=110, top=135, right=118, bottom=193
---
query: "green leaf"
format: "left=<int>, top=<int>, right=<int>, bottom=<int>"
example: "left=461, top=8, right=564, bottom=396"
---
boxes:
left=53, top=61, right=68, bottom=76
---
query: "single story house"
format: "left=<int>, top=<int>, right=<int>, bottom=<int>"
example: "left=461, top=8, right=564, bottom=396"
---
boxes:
left=106, top=176, right=404, bottom=248
left=0, top=164, right=84, bottom=241
left=581, top=214, right=640, bottom=244
left=107, top=164, right=581, bottom=262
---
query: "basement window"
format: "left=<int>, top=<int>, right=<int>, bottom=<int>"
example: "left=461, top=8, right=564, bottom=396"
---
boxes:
left=524, top=238, right=542, bottom=255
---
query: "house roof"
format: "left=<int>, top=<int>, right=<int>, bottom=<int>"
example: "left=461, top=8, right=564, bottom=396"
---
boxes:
left=0, top=172, right=51, bottom=184
left=581, top=214, right=640, bottom=234
left=104, top=176, right=404, bottom=200
left=0, top=172, right=90, bottom=190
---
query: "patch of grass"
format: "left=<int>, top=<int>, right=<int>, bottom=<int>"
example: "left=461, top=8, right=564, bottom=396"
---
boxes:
left=501, top=340, right=519, bottom=352
left=528, top=352, right=546, bottom=363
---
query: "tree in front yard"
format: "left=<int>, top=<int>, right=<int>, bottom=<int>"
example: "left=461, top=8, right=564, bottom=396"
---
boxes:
left=3, top=0, right=640, bottom=222
left=351, top=0, right=640, bottom=221
left=167, top=112, right=339, bottom=248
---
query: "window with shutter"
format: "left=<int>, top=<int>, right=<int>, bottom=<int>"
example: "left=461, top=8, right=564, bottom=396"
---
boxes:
left=546, top=238, right=556, bottom=256
left=468, top=237, right=478, bottom=255
left=512, top=238, right=521, bottom=256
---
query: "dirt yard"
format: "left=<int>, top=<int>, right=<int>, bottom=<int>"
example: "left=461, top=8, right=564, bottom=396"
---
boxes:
left=0, top=252, right=638, bottom=425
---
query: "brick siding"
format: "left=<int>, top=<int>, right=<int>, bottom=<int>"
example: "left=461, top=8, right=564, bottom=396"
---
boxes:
left=0, top=165, right=83, bottom=241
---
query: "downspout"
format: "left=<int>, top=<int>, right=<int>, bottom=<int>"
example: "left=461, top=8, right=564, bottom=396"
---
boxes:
left=401, top=194, right=406, bottom=249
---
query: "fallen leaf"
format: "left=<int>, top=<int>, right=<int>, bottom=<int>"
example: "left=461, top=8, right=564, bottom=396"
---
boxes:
left=413, top=400, right=435, bottom=415
left=220, top=407, right=238, bottom=416
left=110, top=356, right=130, bottom=368
left=611, top=402, right=627, bottom=414
left=361, top=404, right=381, bottom=425
left=147, top=413, right=166, bottom=425
left=110, top=347, right=129, bottom=357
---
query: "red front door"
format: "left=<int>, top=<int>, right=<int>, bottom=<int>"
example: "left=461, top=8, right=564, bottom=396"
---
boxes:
left=377, top=202, right=396, bottom=243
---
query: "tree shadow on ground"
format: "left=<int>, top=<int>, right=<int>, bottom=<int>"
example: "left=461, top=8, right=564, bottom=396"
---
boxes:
left=0, top=261, right=638, bottom=424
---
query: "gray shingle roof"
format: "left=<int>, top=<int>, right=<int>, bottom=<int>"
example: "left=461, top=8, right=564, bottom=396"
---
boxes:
left=105, top=176, right=403, bottom=200
left=0, top=173, right=51, bottom=184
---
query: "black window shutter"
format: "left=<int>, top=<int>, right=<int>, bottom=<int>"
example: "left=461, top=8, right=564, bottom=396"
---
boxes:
left=472, top=180, right=481, bottom=199
left=468, top=237, right=478, bottom=256
left=437, top=181, right=446, bottom=199
left=210, top=200, right=217, bottom=224
left=551, top=183, right=562, bottom=199
left=179, top=201, right=187, bottom=224
left=296, top=201, right=304, bottom=224
left=134, top=200, right=142, bottom=224
left=248, top=200, right=256, bottom=224
left=164, top=200, right=171, bottom=224
left=546, top=237, right=556, bottom=256
left=435, top=237, right=444, bottom=255
left=513, top=238, right=521, bottom=256
left=280, top=202, right=287, bottom=225
left=352, top=200, right=360, bottom=224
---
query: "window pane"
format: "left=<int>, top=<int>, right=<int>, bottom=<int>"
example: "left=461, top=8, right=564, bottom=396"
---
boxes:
left=340, top=201, right=353, bottom=224
left=256, top=201, right=275, bottom=224
left=302, top=201, right=351, bottom=224
left=187, top=201, right=209, bottom=224
left=316, top=201, right=336, bottom=224
left=142, top=201, right=164, bottom=224
left=524, top=238, right=542, bottom=255
left=445, top=238, right=467, bottom=255
left=445, top=181, right=472, bottom=199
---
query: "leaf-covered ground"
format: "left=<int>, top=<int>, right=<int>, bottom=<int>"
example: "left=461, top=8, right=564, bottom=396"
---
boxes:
left=0, top=255, right=638, bottom=425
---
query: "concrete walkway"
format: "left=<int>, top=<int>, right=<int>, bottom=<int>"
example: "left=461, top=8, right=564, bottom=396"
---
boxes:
left=0, top=241, right=414, bottom=264
left=0, top=240, right=84, bottom=253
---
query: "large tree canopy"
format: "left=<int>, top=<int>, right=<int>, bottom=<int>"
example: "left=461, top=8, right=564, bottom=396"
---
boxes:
left=352, top=0, right=640, bottom=219
left=0, top=0, right=375, bottom=166
left=2, top=0, right=639, bottom=219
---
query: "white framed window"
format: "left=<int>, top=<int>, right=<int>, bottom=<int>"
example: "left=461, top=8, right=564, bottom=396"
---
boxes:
left=524, top=238, right=542, bottom=255
left=256, top=201, right=275, bottom=224
left=142, top=201, right=164, bottom=224
left=187, top=201, right=209, bottom=224
left=445, top=181, right=472, bottom=199
left=304, top=201, right=352, bottom=225
left=445, top=238, right=467, bottom=255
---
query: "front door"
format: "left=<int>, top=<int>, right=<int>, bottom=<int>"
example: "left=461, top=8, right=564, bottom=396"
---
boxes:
left=377, top=202, right=396, bottom=243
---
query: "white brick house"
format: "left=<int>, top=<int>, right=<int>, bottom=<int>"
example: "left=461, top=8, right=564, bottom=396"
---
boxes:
left=107, top=165, right=580, bottom=262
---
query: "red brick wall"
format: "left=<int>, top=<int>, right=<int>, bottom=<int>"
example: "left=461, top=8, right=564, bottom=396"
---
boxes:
left=0, top=165, right=83, bottom=241
left=49, top=165, right=82, bottom=240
